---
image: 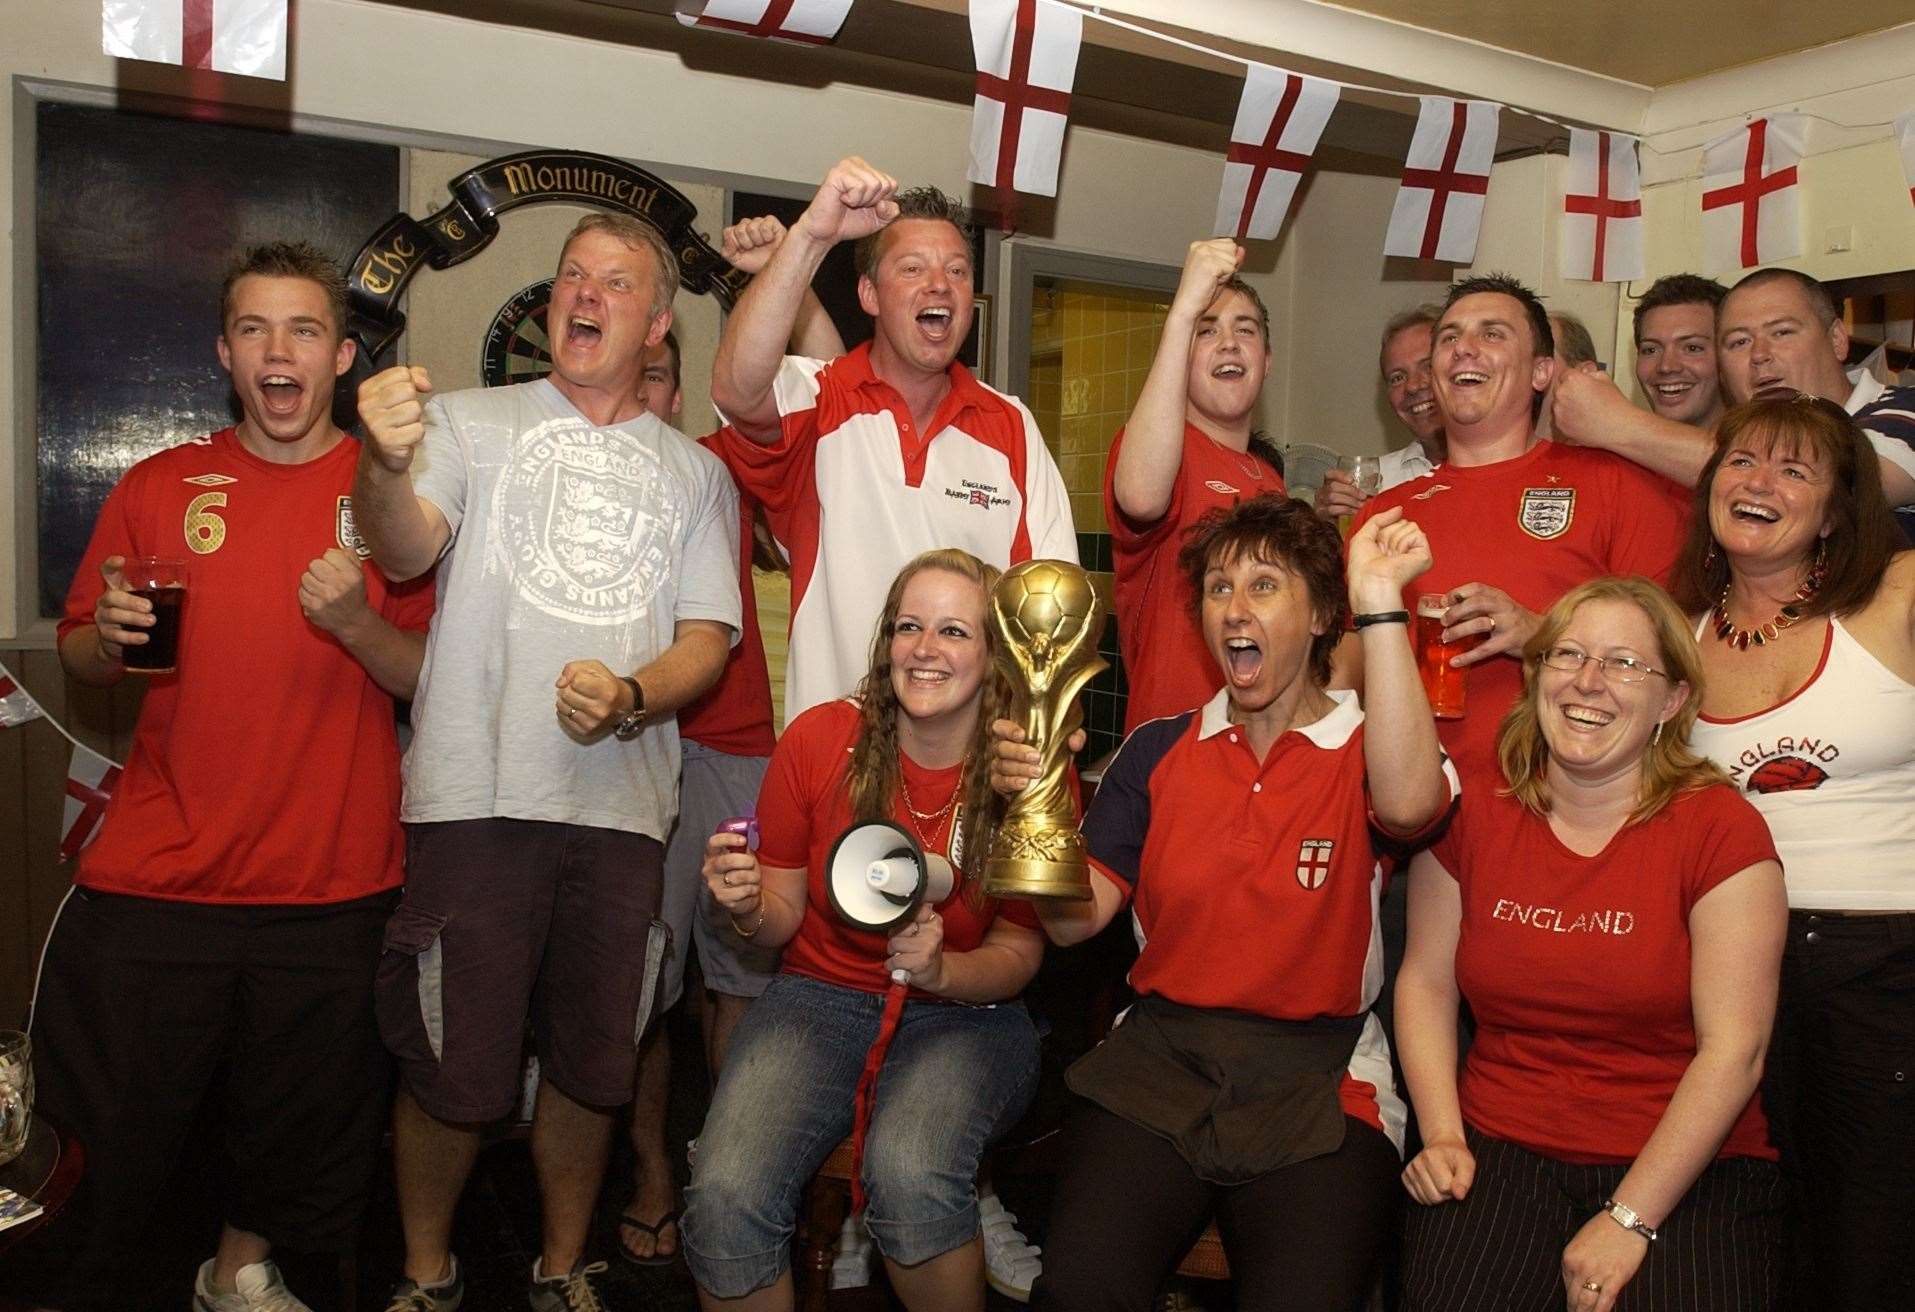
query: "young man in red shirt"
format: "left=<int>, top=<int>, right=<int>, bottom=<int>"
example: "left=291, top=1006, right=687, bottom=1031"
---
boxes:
left=26, top=243, right=432, bottom=1312
left=1351, top=275, right=1689, bottom=783
left=1105, top=237, right=1287, bottom=731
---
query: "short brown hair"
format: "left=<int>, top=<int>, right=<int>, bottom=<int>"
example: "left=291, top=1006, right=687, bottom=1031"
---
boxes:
left=1671, top=394, right=1901, bottom=618
left=1445, top=273, right=1553, bottom=359
left=558, top=213, right=681, bottom=318
left=1498, top=576, right=1727, bottom=824
left=1632, top=273, right=1725, bottom=344
left=1176, top=494, right=1348, bottom=687
left=219, top=241, right=348, bottom=338
left=1726, top=267, right=1837, bottom=329
left=854, top=187, right=973, bottom=281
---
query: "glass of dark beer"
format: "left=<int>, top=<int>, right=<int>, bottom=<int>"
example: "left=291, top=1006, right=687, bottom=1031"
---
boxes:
left=1415, top=593, right=1483, bottom=720
left=122, top=557, right=188, bottom=674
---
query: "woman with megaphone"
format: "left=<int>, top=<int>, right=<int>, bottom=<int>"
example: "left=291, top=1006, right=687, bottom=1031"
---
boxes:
left=994, top=494, right=1457, bottom=1310
left=681, top=547, right=1046, bottom=1312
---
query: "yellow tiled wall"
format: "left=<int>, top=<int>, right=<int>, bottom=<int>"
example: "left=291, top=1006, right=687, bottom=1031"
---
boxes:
left=1033, top=281, right=1171, bottom=535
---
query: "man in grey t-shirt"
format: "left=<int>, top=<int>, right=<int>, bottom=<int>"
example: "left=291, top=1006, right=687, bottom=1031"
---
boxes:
left=353, top=214, right=739, bottom=1312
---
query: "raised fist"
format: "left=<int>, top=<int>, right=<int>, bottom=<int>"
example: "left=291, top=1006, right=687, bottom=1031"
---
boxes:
left=357, top=365, right=433, bottom=474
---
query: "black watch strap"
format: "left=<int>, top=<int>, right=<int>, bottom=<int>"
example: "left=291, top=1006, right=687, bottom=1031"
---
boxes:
left=613, top=677, right=647, bottom=741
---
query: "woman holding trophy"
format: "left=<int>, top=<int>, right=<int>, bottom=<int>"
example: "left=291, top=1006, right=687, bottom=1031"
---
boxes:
left=680, top=547, right=1045, bottom=1312
left=999, top=494, right=1455, bottom=1310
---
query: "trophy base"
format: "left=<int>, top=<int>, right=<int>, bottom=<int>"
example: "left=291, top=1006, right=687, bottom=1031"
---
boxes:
left=982, top=857, right=1094, bottom=901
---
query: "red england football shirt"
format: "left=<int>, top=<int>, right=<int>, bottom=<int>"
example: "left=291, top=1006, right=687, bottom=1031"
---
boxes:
left=1105, top=423, right=1286, bottom=731
left=58, top=429, right=435, bottom=903
left=1355, top=440, right=1689, bottom=783
left=755, top=700, right=1040, bottom=997
left=1432, top=784, right=1779, bottom=1163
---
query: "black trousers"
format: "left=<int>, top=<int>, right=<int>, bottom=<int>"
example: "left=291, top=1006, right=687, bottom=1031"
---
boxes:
left=9, top=887, right=394, bottom=1312
left=1764, top=910, right=1915, bottom=1311
left=1032, top=1098, right=1400, bottom=1312
left=1399, top=1127, right=1783, bottom=1312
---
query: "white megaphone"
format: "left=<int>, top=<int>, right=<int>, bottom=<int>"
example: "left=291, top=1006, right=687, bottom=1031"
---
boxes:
left=825, top=819, right=955, bottom=939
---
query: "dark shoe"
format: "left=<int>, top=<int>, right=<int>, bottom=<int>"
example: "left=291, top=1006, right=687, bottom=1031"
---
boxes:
left=527, top=1260, right=611, bottom=1312
left=381, top=1255, right=464, bottom=1312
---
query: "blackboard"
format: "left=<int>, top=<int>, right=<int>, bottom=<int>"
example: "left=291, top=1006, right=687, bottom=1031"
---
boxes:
left=35, top=103, right=399, bottom=617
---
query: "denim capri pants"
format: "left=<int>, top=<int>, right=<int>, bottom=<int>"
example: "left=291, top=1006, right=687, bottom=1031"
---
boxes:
left=682, top=972, right=1041, bottom=1298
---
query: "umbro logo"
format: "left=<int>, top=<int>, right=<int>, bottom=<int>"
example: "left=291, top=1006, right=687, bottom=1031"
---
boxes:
left=182, top=474, right=237, bottom=487
left=1411, top=483, right=1452, bottom=501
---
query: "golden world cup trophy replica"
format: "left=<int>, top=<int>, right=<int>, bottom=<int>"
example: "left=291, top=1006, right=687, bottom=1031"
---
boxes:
left=984, top=559, right=1107, bottom=900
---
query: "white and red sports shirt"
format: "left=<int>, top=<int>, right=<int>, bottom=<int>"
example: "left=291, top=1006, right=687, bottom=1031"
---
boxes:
left=717, top=344, right=1076, bottom=720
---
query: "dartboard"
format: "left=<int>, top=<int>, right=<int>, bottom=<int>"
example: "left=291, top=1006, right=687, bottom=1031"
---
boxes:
left=480, top=278, right=555, bottom=387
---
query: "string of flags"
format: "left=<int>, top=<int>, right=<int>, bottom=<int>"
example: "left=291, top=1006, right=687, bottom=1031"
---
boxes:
left=100, top=0, right=1915, bottom=278
left=0, top=661, right=126, bottom=862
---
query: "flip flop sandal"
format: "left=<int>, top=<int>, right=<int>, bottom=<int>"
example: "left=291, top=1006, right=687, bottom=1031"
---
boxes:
left=617, top=1206, right=683, bottom=1268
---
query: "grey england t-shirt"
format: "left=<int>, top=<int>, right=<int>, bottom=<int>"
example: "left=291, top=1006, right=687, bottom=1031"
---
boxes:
left=403, top=378, right=741, bottom=839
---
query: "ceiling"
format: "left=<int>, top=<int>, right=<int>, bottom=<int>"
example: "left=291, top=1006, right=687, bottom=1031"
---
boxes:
left=1316, top=0, right=1914, bottom=87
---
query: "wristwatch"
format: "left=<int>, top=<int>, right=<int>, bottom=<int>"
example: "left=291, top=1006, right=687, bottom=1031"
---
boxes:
left=612, top=676, right=647, bottom=741
left=1601, top=1198, right=1659, bottom=1243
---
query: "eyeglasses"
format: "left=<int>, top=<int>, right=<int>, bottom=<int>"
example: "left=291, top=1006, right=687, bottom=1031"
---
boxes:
left=1536, top=645, right=1670, bottom=685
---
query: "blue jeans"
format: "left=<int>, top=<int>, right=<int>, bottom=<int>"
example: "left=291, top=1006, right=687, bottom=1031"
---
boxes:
left=682, top=972, right=1041, bottom=1298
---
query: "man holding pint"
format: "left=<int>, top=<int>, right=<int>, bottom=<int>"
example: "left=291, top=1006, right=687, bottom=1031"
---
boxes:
left=24, top=242, right=433, bottom=1312
left=353, top=213, right=740, bottom=1312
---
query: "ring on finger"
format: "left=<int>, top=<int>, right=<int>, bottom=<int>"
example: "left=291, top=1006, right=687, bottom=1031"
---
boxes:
left=564, top=705, right=576, bottom=719
left=723, top=873, right=735, bottom=887
left=1581, top=1281, right=1602, bottom=1293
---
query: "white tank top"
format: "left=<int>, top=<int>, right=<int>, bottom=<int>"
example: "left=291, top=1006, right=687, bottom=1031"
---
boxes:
left=1688, top=617, right=1915, bottom=910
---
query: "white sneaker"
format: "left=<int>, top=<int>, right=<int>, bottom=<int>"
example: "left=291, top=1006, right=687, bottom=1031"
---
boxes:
left=192, top=1259, right=314, bottom=1312
left=828, top=1209, right=875, bottom=1290
left=979, top=1191, right=1042, bottom=1303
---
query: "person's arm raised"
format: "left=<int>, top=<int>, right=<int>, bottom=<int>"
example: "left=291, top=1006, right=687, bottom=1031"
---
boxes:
left=1110, top=239, right=1245, bottom=525
left=712, top=157, right=897, bottom=443
left=1347, top=508, right=1450, bottom=834
left=353, top=364, right=451, bottom=581
left=721, top=215, right=848, bottom=364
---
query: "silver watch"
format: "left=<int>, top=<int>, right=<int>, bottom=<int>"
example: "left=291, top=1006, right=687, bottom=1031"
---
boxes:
left=612, top=676, right=647, bottom=742
left=1601, top=1198, right=1659, bottom=1243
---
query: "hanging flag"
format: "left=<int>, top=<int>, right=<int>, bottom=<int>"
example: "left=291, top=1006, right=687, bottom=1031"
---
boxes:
left=674, top=0, right=853, bottom=45
left=0, top=671, right=43, bottom=730
left=1385, top=98, right=1501, bottom=263
left=61, top=743, right=123, bottom=861
left=1560, top=128, right=1644, bottom=283
left=967, top=0, right=1083, bottom=206
left=1213, top=65, right=1339, bottom=242
left=102, top=0, right=288, bottom=80
left=1897, top=110, right=1915, bottom=210
left=1700, top=115, right=1808, bottom=271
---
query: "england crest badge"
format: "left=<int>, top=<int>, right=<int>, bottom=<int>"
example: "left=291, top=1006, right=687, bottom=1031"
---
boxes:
left=1518, top=486, right=1575, bottom=540
left=1296, top=838, right=1334, bottom=890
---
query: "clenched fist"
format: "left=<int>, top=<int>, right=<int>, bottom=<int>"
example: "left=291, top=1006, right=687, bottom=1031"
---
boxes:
left=357, top=365, right=433, bottom=473
left=1170, top=238, right=1246, bottom=323
left=722, top=215, right=790, bottom=276
left=299, top=548, right=370, bottom=637
left=796, top=157, right=900, bottom=248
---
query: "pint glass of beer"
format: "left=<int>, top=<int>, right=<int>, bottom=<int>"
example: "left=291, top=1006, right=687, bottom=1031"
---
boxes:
left=122, top=557, right=188, bottom=674
left=1415, top=593, right=1482, bottom=720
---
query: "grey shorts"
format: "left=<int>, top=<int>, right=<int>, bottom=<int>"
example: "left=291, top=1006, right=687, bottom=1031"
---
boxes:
left=658, top=743, right=780, bottom=1009
left=376, top=817, right=667, bottom=1121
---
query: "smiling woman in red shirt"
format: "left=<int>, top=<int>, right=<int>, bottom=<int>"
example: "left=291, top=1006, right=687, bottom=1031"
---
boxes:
left=1395, top=576, right=1788, bottom=1312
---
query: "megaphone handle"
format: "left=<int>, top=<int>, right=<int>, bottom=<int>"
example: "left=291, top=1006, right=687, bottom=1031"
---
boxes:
left=850, top=979, right=910, bottom=1217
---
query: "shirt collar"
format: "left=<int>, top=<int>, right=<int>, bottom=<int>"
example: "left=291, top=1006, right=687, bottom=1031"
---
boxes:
left=1194, top=686, right=1363, bottom=749
left=836, top=340, right=992, bottom=416
left=1845, top=366, right=1886, bottom=414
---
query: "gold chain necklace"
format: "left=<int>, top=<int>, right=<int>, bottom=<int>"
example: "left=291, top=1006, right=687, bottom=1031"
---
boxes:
left=899, top=766, right=963, bottom=851
left=1712, top=553, right=1827, bottom=651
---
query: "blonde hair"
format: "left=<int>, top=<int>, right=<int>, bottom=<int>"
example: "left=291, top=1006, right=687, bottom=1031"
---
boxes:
left=1498, top=576, right=1727, bottom=824
left=558, top=213, right=680, bottom=318
left=848, top=550, right=1009, bottom=891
